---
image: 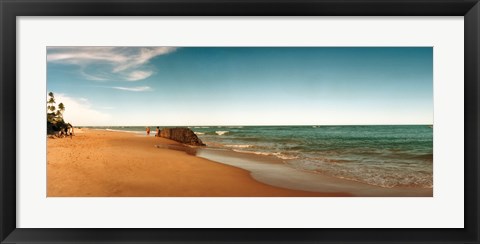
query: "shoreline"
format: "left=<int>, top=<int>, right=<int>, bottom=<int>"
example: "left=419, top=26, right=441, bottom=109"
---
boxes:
left=47, top=128, right=432, bottom=197
left=47, top=129, right=350, bottom=197
left=196, top=148, right=432, bottom=197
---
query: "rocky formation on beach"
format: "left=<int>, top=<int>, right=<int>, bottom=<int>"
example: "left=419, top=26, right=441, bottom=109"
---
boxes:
left=159, top=127, right=206, bottom=146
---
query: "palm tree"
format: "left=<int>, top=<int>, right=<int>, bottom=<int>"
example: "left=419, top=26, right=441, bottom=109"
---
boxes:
left=57, top=103, right=65, bottom=116
left=47, top=92, right=71, bottom=135
left=47, top=92, right=56, bottom=112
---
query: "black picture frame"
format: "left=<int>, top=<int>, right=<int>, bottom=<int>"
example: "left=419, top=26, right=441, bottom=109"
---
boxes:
left=1, top=0, right=479, bottom=243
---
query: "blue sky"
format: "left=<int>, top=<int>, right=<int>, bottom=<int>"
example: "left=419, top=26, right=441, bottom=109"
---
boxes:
left=47, top=47, right=433, bottom=126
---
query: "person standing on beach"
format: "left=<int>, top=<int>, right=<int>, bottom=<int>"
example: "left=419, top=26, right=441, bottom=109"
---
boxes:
left=146, top=127, right=151, bottom=136
left=155, top=127, right=160, bottom=137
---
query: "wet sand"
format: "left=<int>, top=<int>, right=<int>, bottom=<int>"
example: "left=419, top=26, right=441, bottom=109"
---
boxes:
left=47, top=129, right=350, bottom=197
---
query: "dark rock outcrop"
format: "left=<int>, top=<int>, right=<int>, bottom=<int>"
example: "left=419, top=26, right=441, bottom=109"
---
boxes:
left=159, top=127, right=206, bottom=146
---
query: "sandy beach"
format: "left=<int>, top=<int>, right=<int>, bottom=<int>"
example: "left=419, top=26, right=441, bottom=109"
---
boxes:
left=46, top=47, right=434, bottom=198
left=47, top=129, right=351, bottom=197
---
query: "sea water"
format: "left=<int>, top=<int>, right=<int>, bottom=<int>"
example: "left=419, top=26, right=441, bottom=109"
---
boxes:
left=87, top=125, right=433, bottom=188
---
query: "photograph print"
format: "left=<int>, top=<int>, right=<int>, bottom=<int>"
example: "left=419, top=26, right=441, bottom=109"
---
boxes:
left=46, top=47, right=433, bottom=197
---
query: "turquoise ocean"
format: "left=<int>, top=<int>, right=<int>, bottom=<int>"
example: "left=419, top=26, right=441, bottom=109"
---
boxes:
left=87, top=125, right=433, bottom=188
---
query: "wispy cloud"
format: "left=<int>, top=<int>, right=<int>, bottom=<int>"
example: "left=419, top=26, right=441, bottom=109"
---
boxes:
left=111, top=86, right=153, bottom=92
left=126, top=70, right=154, bottom=81
left=47, top=47, right=177, bottom=81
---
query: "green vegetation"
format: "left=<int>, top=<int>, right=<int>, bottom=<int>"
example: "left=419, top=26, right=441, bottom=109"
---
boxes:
left=47, top=92, right=71, bottom=135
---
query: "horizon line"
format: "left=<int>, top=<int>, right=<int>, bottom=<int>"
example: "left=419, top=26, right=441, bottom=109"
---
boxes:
left=78, top=123, right=434, bottom=127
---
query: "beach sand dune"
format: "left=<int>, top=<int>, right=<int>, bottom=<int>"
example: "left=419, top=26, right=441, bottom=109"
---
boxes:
left=47, top=129, right=350, bottom=197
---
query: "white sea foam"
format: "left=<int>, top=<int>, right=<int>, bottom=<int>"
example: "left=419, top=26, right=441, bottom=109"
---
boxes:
left=272, top=152, right=299, bottom=160
left=232, top=149, right=270, bottom=156
left=287, top=159, right=433, bottom=188
left=224, top=144, right=252, bottom=148
left=232, top=149, right=299, bottom=160
left=215, top=131, right=229, bottom=135
left=194, top=132, right=205, bottom=135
